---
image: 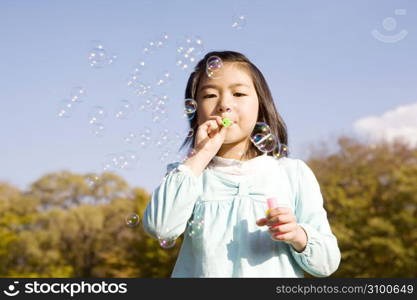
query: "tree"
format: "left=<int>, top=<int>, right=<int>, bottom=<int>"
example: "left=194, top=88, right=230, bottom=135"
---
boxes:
left=307, top=136, right=417, bottom=277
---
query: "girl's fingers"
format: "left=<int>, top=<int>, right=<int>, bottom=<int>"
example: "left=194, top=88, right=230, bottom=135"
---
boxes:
left=268, top=222, right=295, bottom=233
left=256, top=218, right=268, bottom=226
left=267, top=214, right=293, bottom=226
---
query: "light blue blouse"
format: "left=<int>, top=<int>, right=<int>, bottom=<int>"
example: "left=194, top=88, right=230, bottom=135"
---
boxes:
left=142, top=154, right=341, bottom=277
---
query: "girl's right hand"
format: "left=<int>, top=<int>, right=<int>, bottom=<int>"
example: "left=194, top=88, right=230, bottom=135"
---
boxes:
left=194, top=116, right=228, bottom=158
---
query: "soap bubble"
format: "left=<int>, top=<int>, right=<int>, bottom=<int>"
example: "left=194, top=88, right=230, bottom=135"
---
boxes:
left=154, top=128, right=170, bottom=148
left=115, top=99, right=134, bottom=120
left=155, top=32, right=170, bottom=48
left=87, top=40, right=107, bottom=68
left=184, top=98, right=198, bottom=114
left=250, top=123, right=276, bottom=152
left=127, top=61, right=146, bottom=88
left=138, top=94, right=156, bottom=112
left=70, top=86, right=87, bottom=103
left=102, top=151, right=139, bottom=171
left=87, top=40, right=117, bottom=67
left=251, top=122, right=271, bottom=137
left=123, top=132, right=137, bottom=144
left=57, top=99, right=75, bottom=118
left=120, top=151, right=140, bottom=170
left=159, top=238, right=176, bottom=249
left=85, top=173, right=100, bottom=187
left=88, top=106, right=107, bottom=124
left=176, top=35, right=204, bottom=70
left=187, top=215, right=204, bottom=238
left=183, top=111, right=195, bottom=120
left=159, top=147, right=172, bottom=163
left=142, top=40, right=157, bottom=55
left=107, top=52, right=118, bottom=65
left=139, top=127, right=152, bottom=148
left=272, top=143, right=289, bottom=158
left=133, top=82, right=152, bottom=97
left=126, top=213, right=140, bottom=227
left=155, top=71, right=173, bottom=87
left=253, top=133, right=277, bottom=153
left=90, top=123, right=106, bottom=137
left=232, top=15, right=247, bottom=30
left=206, top=56, right=223, bottom=79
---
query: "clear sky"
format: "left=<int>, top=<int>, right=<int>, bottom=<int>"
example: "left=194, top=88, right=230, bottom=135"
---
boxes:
left=0, top=0, right=416, bottom=194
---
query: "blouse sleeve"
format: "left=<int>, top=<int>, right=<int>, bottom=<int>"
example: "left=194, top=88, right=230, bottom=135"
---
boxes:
left=142, top=161, right=202, bottom=241
left=289, top=159, right=341, bottom=277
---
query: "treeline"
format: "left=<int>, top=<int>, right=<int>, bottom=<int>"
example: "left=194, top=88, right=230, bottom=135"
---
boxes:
left=0, top=136, right=416, bottom=277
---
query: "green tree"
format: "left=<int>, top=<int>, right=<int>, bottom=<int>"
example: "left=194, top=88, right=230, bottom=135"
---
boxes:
left=307, top=136, right=417, bottom=277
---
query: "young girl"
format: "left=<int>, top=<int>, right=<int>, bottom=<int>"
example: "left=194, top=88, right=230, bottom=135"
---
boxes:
left=142, top=51, right=341, bottom=277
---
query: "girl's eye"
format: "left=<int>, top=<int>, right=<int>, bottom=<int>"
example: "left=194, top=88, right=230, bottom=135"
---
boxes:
left=234, top=93, right=246, bottom=97
left=203, top=94, right=217, bottom=99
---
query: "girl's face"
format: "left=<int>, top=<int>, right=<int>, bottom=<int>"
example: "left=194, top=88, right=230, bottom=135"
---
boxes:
left=196, top=62, right=259, bottom=145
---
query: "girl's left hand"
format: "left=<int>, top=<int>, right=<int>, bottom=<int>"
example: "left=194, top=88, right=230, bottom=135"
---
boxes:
left=256, top=207, right=308, bottom=252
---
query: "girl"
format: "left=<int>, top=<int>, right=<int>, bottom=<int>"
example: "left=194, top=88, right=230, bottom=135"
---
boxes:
left=142, top=51, right=341, bottom=277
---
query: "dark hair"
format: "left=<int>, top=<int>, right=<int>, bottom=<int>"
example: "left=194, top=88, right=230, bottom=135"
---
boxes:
left=180, top=50, right=289, bottom=160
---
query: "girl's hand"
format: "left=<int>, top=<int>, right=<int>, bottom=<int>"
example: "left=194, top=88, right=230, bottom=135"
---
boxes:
left=256, top=207, right=308, bottom=252
left=194, top=116, right=228, bottom=158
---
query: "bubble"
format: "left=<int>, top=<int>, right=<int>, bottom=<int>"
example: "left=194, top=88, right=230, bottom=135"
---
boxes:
left=57, top=99, right=75, bottom=118
left=127, top=61, right=147, bottom=89
left=206, top=56, right=223, bottom=79
left=250, top=122, right=275, bottom=152
left=187, top=215, right=204, bottom=238
left=184, top=98, right=198, bottom=114
left=252, top=133, right=277, bottom=153
left=87, top=40, right=118, bottom=68
left=138, top=94, right=154, bottom=112
left=133, top=60, right=146, bottom=73
left=154, top=128, right=170, bottom=148
left=155, top=32, right=170, bottom=48
left=155, top=71, right=173, bottom=87
left=176, top=35, right=204, bottom=70
left=142, top=39, right=157, bottom=55
left=102, top=153, right=117, bottom=171
left=232, top=15, right=247, bottom=30
left=272, top=143, right=289, bottom=159
left=168, top=131, right=184, bottom=149
left=115, top=99, right=134, bottom=120
left=70, top=86, right=87, bottom=103
left=126, top=213, right=140, bottom=227
left=133, top=82, right=152, bottom=97
left=88, top=106, right=107, bottom=124
left=183, top=111, right=195, bottom=120
left=139, top=127, right=152, bottom=148
left=251, top=122, right=272, bottom=137
left=123, top=132, right=136, bottom=144
left=152, top=109, right=168, bottom=124
left=107, top=52, right=118, bottom=65
left=160, top=147, right=172, bottom=163
left=158, top=237, right=176, bottom=249
left=88, top=41, right=107, bottom=68
left=85, top=174, right=100, bottom=187
left=115, top=151, right=139, bottom=170
left=90, top=123, right=105, bottom=137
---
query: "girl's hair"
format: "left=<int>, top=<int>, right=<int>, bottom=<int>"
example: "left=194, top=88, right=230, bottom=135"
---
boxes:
left=180, top=50, right=289, bottom=160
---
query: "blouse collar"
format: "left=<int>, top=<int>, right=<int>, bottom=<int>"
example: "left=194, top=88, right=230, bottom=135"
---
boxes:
left=207, top=152, right=269, bottom=175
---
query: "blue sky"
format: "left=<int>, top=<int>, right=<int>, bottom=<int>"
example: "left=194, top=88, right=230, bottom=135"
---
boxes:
left=0, top=0, right=416, bottom=194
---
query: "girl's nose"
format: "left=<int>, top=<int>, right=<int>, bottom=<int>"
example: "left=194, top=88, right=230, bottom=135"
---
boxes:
left=218, top=106, right=232, bottom=113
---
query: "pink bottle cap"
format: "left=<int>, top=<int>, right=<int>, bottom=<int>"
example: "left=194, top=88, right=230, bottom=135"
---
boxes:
left=267, top=197, right=279, bottom=209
